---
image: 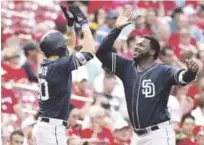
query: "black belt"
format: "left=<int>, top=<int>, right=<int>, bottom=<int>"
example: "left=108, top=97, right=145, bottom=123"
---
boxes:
left=39, top=117, right=68, bottom=127
left=134, top=125, right=159, bottom=136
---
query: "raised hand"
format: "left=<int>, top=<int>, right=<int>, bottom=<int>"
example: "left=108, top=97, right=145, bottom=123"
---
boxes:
left=186, top=59, right=199, bottom=72
left=60, top=6, right=75, bottom=27
left=115, top=8, right=133, bottom=29
left=69, top=5, right=87, bottom=26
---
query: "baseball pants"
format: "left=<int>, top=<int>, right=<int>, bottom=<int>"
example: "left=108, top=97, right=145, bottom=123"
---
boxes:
left=130, top=121, right=176, bottom=145
left=32, top=117, right=67, bottom=145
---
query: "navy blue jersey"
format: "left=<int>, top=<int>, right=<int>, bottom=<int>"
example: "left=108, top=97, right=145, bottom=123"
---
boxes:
left=96, top=28, right=187, bottom=129
left=38, top=52, right=93, bottom=121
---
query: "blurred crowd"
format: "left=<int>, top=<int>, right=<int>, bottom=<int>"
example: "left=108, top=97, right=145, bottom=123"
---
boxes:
left=1, top=0, right=204, bottom=145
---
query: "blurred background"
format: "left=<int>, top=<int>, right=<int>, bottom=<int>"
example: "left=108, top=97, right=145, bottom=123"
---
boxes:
left=1, top=0, right=204, bottom=145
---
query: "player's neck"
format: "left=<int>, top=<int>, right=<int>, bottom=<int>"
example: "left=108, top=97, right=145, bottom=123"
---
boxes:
left=48, top=55, right=60, bottom=60
left=136, top=58, right=154, bottom=70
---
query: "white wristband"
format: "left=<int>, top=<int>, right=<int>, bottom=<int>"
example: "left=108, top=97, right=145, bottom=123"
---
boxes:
left=82, top=23, right=89, bottom=31
left=67, top=26, right=74, bottom=32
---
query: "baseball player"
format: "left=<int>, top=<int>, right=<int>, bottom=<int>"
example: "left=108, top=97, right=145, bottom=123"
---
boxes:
left=96, top=9, right=199, bottom=145
left=32, top=5, right=95, bottom=145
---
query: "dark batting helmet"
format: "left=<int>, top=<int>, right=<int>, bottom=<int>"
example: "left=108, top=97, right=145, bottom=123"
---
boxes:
left=39, top=30, right=68, bottom=57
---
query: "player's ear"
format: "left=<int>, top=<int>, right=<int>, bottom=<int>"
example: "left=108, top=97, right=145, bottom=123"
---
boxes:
left=149, top=49, right=155, bottom=56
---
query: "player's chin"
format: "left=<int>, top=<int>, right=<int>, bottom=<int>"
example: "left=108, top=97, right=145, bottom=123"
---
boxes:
left=133, top=54, right=141, bottom=61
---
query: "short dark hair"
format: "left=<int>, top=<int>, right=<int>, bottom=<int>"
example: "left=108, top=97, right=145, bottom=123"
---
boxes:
left=171, top=7, right=183, bottom=18
left=23, top=41, right=39, bottom=57
left=9, top=130, right=24, bottom=141
left=143, top=35, right=160, bottom=60
left=160, top=45, right=173, bottom=56
left=181, top=114, right=195, bottom=125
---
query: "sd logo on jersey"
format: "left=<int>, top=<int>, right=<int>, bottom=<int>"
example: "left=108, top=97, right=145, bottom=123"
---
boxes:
left=142, top=79, right=155, bottom=98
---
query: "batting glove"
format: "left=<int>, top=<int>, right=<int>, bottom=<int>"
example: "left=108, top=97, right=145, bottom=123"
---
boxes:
left=60, top=6, right=75, bottom=27
left=69, top=5, right=88, bottom=26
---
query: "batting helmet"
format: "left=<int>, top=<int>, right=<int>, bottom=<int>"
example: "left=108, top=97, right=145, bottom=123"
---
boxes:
left=39, top=30, right=68, bottom=57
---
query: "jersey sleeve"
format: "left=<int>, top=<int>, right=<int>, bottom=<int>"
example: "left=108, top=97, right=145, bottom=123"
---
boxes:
left=100, top=52, right=130, bottom=77
left=164, top=65, right=187, bottom=86
left=96, top=28, right=131, bottom=78
left=53, top=52, right=93, bottom=72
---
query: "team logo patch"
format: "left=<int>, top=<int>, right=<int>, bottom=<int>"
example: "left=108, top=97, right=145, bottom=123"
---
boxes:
left=75, top=52, right=87, bottom=65
left=142, top=79, right=155, bottom=98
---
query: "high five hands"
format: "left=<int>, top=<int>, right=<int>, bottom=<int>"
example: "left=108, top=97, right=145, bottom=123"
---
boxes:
left=115, top=9, right=133, bottom=29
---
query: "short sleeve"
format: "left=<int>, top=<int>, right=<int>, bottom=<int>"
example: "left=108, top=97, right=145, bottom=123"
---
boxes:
left=164, top=65, right=185, bottom=86
left=101, top=52, right=131, bottom=78
left=52, top=52, right=93, bottom=73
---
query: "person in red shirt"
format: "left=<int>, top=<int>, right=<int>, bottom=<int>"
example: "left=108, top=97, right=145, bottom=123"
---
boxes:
left=2, top=48, right=28, bottom=82
left=136, top=1, right=159, bottom=10
left=71, top=77, right=93, bottom=109
left=177, top=114, right=196, bottom=145
left=193, top=126, right=204, bottom=145
left=130, top=14, right=152, bottom=37
left=109, top=120, right=130, bottom=145
left=1, top=68, right=25, bottom=121
left=173, top=28, right=197, bottom=57
left=1, top=86, right=25, bottom=140
left=67, top=108, right=83, bottom=137
left=81, top=106, right=114, bottom=144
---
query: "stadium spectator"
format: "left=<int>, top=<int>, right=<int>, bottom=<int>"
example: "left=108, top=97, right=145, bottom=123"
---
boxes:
left=193, top=126, right=204, bottom=145
left=2, top=48, right=28, bottom=82
left=159, top=45, right=186, bottom=68
left=109, top=120, right=130, bottom=145
left=174, top=86, right=194, bottom=115
left=168, top=94, right=182, bottom=132
left=156, top=20, right=171, bottom=47
left=197, top=5, right=204, bottom=30
left=96, top=11, right=118, bottom=44
left=93, top=66, right=124, bottom=99
left=1, top=1, right=204, bottom=145
left=71, top=78, right=90, bottom=109
left=67, top=108, right=83, bottom=137
left=169, top=7, right=184, bottom=34
left=177, top=114, right=196, bottom=145
left=92, top=8, right=106, bottom=27
left=8, top=130, right=24, bottom=145
left=191, top=92, right=204, bottom=126
left=54, top=11, right=67, bottom=34
left=81, top=106, right=114, bottom=144
left=174, top=28, right=197, bottom=57
left=130, top=14, right=152, bottom=37
left=159, top=45, right=175, bottom=65
left=145, top=9, right=157, bottom=35
left=184, top=6, right=204, bottom=43
left=22, top=41, right=39, bottom=83
left=1, top=87, right=25, bottom=120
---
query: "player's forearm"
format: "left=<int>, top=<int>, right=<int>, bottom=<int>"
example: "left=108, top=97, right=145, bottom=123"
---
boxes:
left=96, top=28, right=122, bottom=57
left=65, top=26, right=76, bottom=49
left=182, top=69, right=197, bottom=83
left=81, top=24, right=95, bottom=54
left=177, top=69, right=197, bottom=85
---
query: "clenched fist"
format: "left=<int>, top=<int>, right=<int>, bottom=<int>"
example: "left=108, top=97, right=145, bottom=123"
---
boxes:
left=186, top=59, right=199, bottom=72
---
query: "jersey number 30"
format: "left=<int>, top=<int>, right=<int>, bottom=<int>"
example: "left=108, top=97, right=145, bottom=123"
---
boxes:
left=39, top=78, right=49, bottom=101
